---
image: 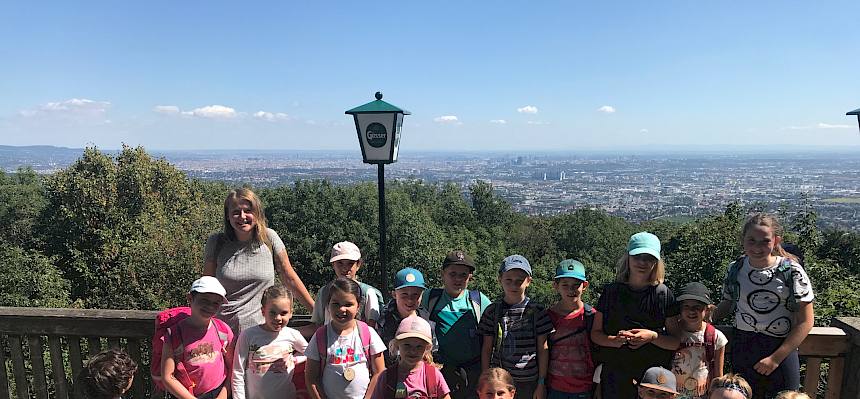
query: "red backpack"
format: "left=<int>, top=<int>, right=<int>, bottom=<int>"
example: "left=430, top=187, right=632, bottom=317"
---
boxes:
left=150, top=307, right=231, bottom=392
left=677, top=322, right=717, bottom=382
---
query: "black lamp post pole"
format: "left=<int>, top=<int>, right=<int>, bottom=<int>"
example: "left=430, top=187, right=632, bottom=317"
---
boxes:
left=377, top=163, right=387, bottom=295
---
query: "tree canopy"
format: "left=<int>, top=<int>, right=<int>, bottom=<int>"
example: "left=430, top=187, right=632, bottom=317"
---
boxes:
left=1, top=146, right=858, bottom=325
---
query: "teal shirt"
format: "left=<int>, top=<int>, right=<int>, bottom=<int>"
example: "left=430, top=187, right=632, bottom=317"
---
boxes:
left=421, top=288, right=491, bottom=365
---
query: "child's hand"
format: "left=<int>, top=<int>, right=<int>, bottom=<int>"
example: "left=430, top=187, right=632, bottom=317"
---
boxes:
left=613, top=331, right=631, bottom=348
left=533, top=383, right=546, bottom=399
left=625, top=329, right=657, bottom=349
left=696, top=378, right=708, bottom=396
left=754, top=355, right=780, bottom=376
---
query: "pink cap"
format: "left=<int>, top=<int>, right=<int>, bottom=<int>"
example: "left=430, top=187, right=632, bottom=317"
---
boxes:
left=330, top=241, right=361, bottom=262
left=395, top=315, right=432, bottom=344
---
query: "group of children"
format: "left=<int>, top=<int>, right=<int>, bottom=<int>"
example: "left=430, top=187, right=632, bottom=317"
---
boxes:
left=75, top=213, right=815, bottom=399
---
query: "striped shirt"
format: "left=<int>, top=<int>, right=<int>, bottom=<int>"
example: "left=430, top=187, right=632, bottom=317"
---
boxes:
left=478, top=298, right=554, bottom=382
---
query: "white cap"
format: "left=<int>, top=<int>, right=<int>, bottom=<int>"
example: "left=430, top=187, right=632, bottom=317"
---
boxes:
left=330, top=241, right=361, bottom=262
left=190, top=276, right=227, bottom=302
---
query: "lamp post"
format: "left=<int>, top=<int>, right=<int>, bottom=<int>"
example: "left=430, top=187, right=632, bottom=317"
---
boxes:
left=847, top=108, right=860, bottom=134
left=346, top=92, right=410, bottom=295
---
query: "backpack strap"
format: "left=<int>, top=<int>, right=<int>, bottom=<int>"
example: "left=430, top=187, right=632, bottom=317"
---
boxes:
left=778, top=258, right=798, bottom=312
left=704, top=323, right=716, bottom=383
left=211, top=318, right=231, bottom=352
left=425, top=361, right=437, bottom=398
left=383, top=362, right=399, bottom=399
left=468, top=290, right=483, bottom=321
left=427, top=288, right=444, bottom=320
left=726, top=256, right=745, bottom=303
left=315, top=325, right=328, bottom=379
left=548, top=305, right=595, bottom=347
left=356, top=320, right=373, bottom=373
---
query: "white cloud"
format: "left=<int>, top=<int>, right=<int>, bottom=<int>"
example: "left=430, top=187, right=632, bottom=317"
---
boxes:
left=18, top=98, right=111, bottom=118
left=517, top=105, right=538, bottom=114
left=434, top=115, right=460, bottom=124
left=153, top=105, right=180, bottom=115
left=782, top=122, right=855, bottom=130
left=189, top=105, right=237, bottom=119
left=490, top=119, right=507, bottom=125
left=597, top=105, right=616, bottom=113
left=817, top=123, right=853, bottom=129
left=254, top=111, right=290, bottom=122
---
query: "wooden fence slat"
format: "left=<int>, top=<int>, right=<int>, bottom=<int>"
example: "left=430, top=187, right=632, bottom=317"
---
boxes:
left=87, top=337, right=101, bottom=356
left=825, top=357, right=845, bottom=399
left=0, top=337, right=11, bottom=399
left=107, top=337, right=121, bottom=350
left=126, top=338, right=146, bottom=399
left=48, top=336, right=69, bottom=399
left=8, top=336, right=29, bottom=399
left=803, top=357, right=822, bottom=395
left=68, top=336, right=83, bottom=386
left=27, top=336, right=48, bottom=399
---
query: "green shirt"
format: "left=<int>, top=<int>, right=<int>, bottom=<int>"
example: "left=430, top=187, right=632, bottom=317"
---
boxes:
left=421, top=289, right=490, bottom=365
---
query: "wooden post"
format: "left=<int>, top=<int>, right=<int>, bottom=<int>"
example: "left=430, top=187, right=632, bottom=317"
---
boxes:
left=833, top=317, right=860, bottom=399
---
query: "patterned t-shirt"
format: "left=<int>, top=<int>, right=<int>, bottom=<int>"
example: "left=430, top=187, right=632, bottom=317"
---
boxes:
left=671, top=326, right=728, bottom=399
left=305, top=324, right=386, bottom=399
left=231, top=325, right=308, bottom=399
left=721, top=256, right=814, bottom=337
left=478, top=298, right=554, bottom=382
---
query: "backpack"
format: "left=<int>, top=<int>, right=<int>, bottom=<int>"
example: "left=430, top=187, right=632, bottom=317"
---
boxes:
left=381, top=361, right=439, bottom=399
left=150, top=307, right=231, bottom=392
left=314, top=320, right=375, bottom=378
left=489, top=299, right=544, bottom=367
left=725, top=256, right=797, bottom=312
left=426, top=288, right=483, bottom=323
left=677, top=323, right=717, bottom=384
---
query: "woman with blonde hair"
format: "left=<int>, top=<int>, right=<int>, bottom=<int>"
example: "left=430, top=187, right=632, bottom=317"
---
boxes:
left=204, top=188, right=314, bottom=333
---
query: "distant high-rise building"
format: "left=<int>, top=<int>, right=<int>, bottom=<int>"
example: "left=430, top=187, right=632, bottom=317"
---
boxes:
left=560, top=171, right=566, bottom=181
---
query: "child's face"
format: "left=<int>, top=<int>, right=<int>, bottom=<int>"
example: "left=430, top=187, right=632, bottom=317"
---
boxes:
left=629, top=253, right=658, bottom=278
left=397, top=337, right=430, bottom=366
left=442, top=264, right=473, bottom=296
left=680, top=299, right=707, bottom=327
left=332, top=259, right=361, bottom=279
left=553, top=277, right=587, bottom=304
left=477, top=382, right=515, bottom=399
left=743, top=224, right=781, bottom=266
left=262, top=296, right=293, bottom=332
left=638, top=387, right=677, bottom=399
left=328, top=289, right=359, bottom=327
left=499, top=269, right=531, bottom=298
left=394, top=286, right=424, bottom=316
left=709, top=388, right=747, bottom=399
left=189, top=292, right=224, bottom=320
left=227, top=199, right=256, bottom=236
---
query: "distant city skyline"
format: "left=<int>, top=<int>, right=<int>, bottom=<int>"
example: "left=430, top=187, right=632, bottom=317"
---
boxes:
left=1, top=1, right=859, bottom=150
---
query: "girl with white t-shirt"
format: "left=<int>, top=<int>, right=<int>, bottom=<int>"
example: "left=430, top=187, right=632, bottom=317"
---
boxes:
left=306, top=277, right=386, bottom=399
left=232, top=284, right=308, bottom=399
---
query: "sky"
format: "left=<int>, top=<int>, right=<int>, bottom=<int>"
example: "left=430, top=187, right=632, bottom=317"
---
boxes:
left=1, top=1, right=860, bottom=151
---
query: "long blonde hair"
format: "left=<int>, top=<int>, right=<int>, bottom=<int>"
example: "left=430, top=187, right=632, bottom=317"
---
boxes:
left=223, top=188, right=271, bottom=247
left=741, top=213, right=798, bottom=262
left=615, top=254, right=666, bottom=285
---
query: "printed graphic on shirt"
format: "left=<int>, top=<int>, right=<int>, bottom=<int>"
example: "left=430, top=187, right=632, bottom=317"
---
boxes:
left=249, top=342, right=295, bottom=374
left=188, top=342, right=219, bottom=366
left=732, top=257, right=814, bottom=337
left=330, top=335, right=367, bottom=366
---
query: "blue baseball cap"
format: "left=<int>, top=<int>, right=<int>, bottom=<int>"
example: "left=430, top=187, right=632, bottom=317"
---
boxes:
left=394, top=267, right=427, bottom=290
left=628, top=232, right=661, bottom=260
left=499, top=254, right=531, bottom=276
left=555, top=259, right=587, bottom=281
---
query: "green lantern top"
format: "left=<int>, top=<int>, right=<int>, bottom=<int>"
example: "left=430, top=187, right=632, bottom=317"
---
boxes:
left=345, top=92, right=411, bottom=115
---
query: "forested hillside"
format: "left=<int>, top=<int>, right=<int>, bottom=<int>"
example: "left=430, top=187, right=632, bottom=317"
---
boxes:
left=2, top=146, right=859, bottom=325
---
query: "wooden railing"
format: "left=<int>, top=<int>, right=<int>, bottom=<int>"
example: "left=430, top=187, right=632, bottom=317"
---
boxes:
left=1, top=307, right=858, bottom=399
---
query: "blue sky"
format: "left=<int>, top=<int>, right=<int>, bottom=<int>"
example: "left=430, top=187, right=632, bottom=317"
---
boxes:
left=1, top=1, right=859, bottom=151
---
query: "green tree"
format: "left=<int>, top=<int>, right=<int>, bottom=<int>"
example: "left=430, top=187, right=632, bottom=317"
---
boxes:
left=0, top=244, right=69, bottom=307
